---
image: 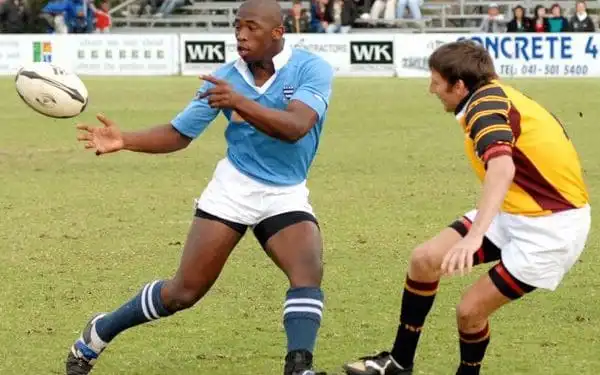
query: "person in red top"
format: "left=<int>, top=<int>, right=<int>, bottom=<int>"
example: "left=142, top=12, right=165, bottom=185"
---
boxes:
left=94, top=1, right=111, bottom=32
left=530, top=5, right=549, bottom=32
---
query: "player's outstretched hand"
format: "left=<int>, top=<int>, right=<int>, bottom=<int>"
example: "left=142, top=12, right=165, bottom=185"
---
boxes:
left=76, top=113, right=124, bottom=156
left=441, top=234, right=483, bottom=276
left=198, top=75, right=243, bottom=109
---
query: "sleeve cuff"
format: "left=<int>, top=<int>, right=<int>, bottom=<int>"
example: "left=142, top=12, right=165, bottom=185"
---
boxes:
left=292, top=90, right=327, bottom=119
left=170, top=117, right=196, bottom=139
left=482, top=144, right=513, bottom=163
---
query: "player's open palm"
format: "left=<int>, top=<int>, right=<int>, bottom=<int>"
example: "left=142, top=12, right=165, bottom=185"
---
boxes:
left=76, top=114, right=124, bottom=155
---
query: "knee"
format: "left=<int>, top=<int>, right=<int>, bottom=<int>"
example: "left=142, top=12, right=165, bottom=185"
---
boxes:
left=409, top=244, right=438, bottom=276
left=162, top=278, right=210, bottom=311
left=287, top=249, right=323, bottom=287
left=456, top=299, right=486, bottom=331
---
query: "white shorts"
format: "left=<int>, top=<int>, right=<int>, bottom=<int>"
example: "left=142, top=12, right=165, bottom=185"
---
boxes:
left=195, top=158, right=315, bottom=227
left=464, top=204, right=591, bottom=291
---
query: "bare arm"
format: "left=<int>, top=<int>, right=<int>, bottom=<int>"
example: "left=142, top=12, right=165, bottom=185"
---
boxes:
left=469, top=154, right=515, bottom=237
left=122, top=124, right=191, bottom=153
left=76, top=114, right=194, bottom=155
left=199, top=58, right=332, bottom=143
left=232, top=98, right=318, bottom=143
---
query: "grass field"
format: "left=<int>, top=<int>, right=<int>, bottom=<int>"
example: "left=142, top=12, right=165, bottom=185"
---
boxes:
left=1, top=77, right=599, bottom=375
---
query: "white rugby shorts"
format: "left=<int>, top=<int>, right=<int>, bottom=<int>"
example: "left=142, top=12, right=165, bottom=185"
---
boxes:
left=195, top=158, right=314, bottom=227
left=464, top=204, right=591, bottom=291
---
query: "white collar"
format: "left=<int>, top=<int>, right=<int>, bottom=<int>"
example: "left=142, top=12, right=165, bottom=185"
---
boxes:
left=234, top=39, right=292, bottom=94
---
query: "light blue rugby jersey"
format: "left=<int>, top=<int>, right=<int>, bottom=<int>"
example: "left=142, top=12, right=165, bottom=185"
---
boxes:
left=171, top=41, right=334, bottom=186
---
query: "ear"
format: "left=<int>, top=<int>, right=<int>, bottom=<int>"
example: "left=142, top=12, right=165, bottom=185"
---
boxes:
left=454, top=80, right=468, bottom=95
left=272, top=25, right=284, bottom=40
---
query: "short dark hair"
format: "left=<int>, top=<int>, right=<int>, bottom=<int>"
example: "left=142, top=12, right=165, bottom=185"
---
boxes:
left=428, top=40, right=497, bottom=92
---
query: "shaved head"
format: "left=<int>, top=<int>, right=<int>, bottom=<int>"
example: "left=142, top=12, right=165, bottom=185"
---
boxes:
left=237, top=0, right=283, bottom=28
left=234, top=0, right=285, bottom=64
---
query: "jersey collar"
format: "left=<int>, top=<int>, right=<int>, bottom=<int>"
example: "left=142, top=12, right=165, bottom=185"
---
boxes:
left=272, top=39, right=293, bottom=71
left=234, top=39, right=292, bottom=94
left=454, top=92, right=472, bottom=119
left=453, top=80, right=495, bottom=119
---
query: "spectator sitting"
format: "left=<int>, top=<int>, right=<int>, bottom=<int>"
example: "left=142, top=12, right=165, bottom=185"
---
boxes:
left=369, top=0, right=394, bottom=21
left=506, top=5, right=531, bottom=32
left=479, top=3, right=505, bottom=32
left=136, top=0, right=163, bottom=16
left=40, top=0, right=69, bottom=33
left=67, top=0, right=92, bottom=33
left=355, top=0, right=371, bottom=21
left=325, top=0, right=355, bottom=33
left=154, top=0, right=185, bottom=17
left=529, top=4, right=549, bottom=32
left=94, top=0, right=111, bottom=32
left=0, top=0, right=30, bottom=33
left=547, top=3, right=569, bottom=32
left=569, top=0, right=595, bottom=31
left=309, top=0, right=328, bottom=32
left=284, top=0, right=309, bottom=33
left=396, top=0, right=422, bottom=20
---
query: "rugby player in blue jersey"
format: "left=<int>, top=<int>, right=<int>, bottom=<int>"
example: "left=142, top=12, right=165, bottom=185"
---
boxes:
left=66, top=0, right=333, bottom=374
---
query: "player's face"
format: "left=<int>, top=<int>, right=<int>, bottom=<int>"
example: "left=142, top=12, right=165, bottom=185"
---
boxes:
left=429, top=70, right=468, bottom=112
left=234, top=10, right=283, bottom=62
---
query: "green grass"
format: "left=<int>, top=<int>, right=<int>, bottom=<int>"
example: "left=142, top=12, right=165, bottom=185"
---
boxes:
left=1, top=77, right=599, bottom=375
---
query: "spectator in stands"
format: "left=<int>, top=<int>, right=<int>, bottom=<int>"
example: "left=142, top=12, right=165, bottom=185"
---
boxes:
left=154, top=0, right=185, bottom=17
left=569, top=0, right=595, bottom=31
left=284, top=0, right=309, bottom=32
left=136, top=0, right=163, bottom=16
left=506, top=5, right=531, bottom=32
left=325, top=0, right=356, bottom=32
left=309, top=0, right=328, bottom=32
left=547, top=3, right=569, bottom=32
left=369, top=0, right=394, bottom=21
left=68, top=0, right=93, bottom=33
left=479, top=3, right=505, bottom=32
left=40, top=0, right=69, bottom=33
left=529, top=5, right=549, bottom=32
left=396, top=0, right=421, bottom=20
left=0, top=0, right=30, bottom=33
left=355, top=0, right=372, bottom=21
left=94, top=0, right=111, bottom=32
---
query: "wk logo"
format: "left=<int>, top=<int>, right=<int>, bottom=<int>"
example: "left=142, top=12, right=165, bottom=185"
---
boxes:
left=185, top=41, right=225, bottom=63
left=350, top=41, right=394, bottom=64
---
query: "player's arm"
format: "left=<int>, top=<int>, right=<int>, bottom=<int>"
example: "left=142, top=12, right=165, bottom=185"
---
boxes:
left=121, top=124, right=192, bottom=154
left=202, top=58, right=333, bottom=143
left=232, top=97, right=320, bottom=143
left=470, top=155, right=515, bottom=237
left=167, top=82, right=221, bottom=147
left=78, top=84, right=219, bottom=155
left=466, top=89, right=516, bottom=238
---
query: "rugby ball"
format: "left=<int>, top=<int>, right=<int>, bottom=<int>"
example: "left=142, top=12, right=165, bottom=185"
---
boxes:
left=15, top=62, right=88, bottom=119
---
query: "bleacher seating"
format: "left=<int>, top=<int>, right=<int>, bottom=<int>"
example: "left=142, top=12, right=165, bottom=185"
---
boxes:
left=109, top=0, right=600, bottom=33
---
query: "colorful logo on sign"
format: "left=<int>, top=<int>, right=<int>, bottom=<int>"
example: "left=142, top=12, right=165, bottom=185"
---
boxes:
left=33, top=41, right=52, bottom=62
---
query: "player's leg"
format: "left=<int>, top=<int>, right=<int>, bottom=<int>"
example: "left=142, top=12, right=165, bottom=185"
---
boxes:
left=254, top=212, right=325, bottom=375
left=343, top=212, right=506, bottom=375
left=66, top=211, right=246, bottom=375
left=454, top=204, right=592, bottom=375
left=454, top=262, right=535, bottom=375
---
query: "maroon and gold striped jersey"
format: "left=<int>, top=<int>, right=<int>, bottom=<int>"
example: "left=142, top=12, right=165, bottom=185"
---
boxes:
left=455, top=80, right=589, bottom=217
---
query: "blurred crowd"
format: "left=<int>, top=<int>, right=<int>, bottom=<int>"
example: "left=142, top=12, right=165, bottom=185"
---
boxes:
left=284, top=0, right=423, bottom=33
left=0, top=0, right=111, bottom=33
left=284, top=0, right=599, bottom=33
left=481, top=0, right=595, bottom=32
left=1, top=0, right=597, bottom=34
